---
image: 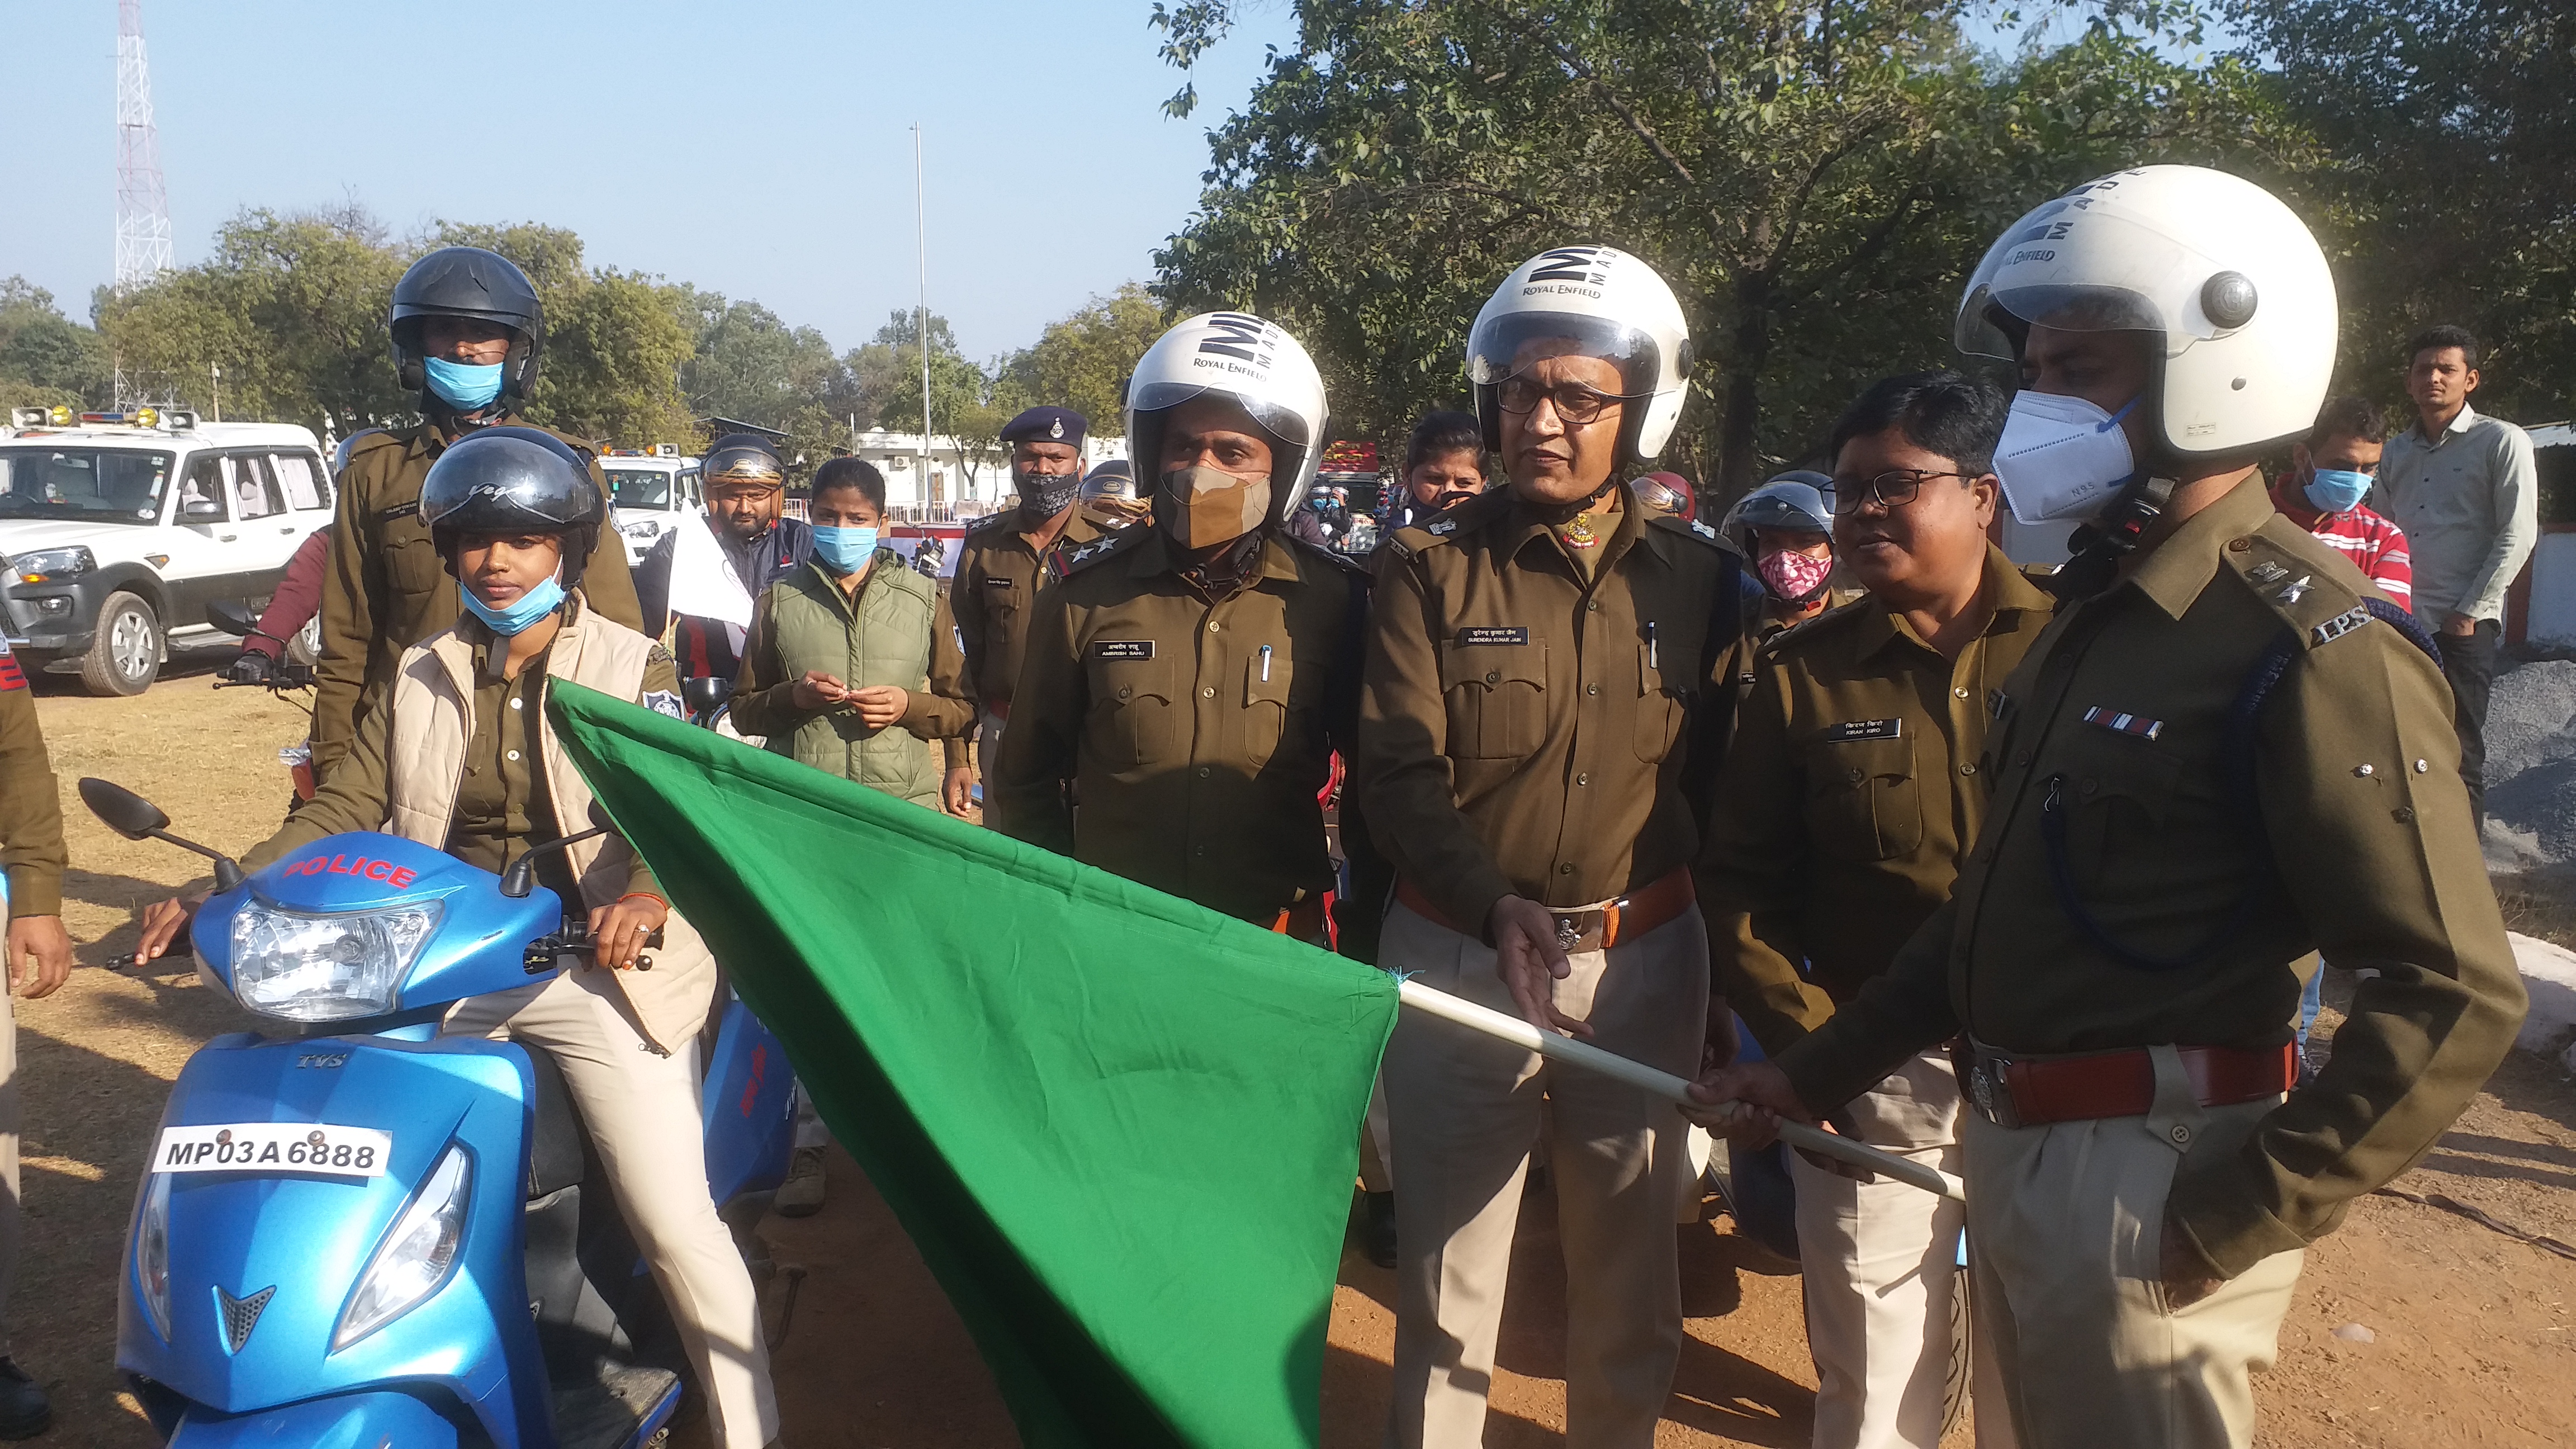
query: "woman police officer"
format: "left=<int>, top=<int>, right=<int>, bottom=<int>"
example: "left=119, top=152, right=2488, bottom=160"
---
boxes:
left=135, top=429, right=781, bottom=1449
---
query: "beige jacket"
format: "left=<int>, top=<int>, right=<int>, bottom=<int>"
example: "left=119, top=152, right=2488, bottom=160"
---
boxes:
left=385, top=599, right=717, bottom=1052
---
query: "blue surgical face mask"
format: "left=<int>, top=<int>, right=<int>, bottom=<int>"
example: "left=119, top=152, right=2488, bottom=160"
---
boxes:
left=463, top=573, right=565, bottom=636
left=2302, top=467, right=2372, bottom=515
left=811, top=525, right=879, bottom=575
left=423, top=356, right=505, bottom=413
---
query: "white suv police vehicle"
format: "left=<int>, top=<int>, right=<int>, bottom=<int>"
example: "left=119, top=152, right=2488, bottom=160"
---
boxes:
left=601, top=447, right=702, bottom=565
left=1, top=407, right=333, bottom=695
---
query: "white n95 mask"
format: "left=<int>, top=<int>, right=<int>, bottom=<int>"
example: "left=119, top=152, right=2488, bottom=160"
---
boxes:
left=1993, top=391, right=2140, bottom=525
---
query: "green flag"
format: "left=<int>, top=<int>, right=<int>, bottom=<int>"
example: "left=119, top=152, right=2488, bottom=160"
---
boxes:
left=546, top=682, right=1397, bottom=1449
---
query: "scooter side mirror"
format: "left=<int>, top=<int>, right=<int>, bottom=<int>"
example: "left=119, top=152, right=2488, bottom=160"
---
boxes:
left=205, top=599, right=260, bottom=637
left=499, top=822, right=614, bottom=899
left=78, top=778, right=246, bottom=892
left=682, top=676, right=733, bottom=716
left=79, top=777, right=169, bottom=839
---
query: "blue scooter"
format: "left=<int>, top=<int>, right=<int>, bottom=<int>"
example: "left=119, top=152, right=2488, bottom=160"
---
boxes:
left=81, top=776, right=799, bottom=1448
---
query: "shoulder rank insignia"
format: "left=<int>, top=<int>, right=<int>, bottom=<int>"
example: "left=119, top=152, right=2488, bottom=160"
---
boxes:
left=2082, top=706, right=2163, bottom=741
left=2310, top=605, right=2371, bottom=646
left=1426, top=517, right=1458, bottom=537
left=2247, top=560, right=2289, bottom=588
left=1690, top=519, right=1717, bottom=541
left=2274, top=574, right=2312, bottom=605
left=646, top=642, right=676, bottom=666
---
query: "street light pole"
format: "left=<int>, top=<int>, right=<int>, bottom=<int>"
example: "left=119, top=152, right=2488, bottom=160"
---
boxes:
left=913, top=122, right=932, bottom=506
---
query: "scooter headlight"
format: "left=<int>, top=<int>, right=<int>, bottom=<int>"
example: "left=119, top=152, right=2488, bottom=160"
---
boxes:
left=136, top=1169, right=173, bottom=1339
left=333, top=1142, right=472, bottom=1351
left=229, top=903, right=441, bottom=1021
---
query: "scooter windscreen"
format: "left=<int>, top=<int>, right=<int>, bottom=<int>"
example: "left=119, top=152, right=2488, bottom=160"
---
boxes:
left=195, top=832, right=564, bottom=1026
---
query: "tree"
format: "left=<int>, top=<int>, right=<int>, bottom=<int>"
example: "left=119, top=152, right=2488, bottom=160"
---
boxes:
left=852, top=310, right=1011, bottom=490
left=0, top=278, right=109, bottom=411
left=1152, top=1, right=2292, bottom=501
left=679, top=291, right=859, bottom=472
left=2225, top=0, right=2575, bottom=423
left=998, top=283, right=1171, bottom=438
left=96, top=206, right=411, bottom=437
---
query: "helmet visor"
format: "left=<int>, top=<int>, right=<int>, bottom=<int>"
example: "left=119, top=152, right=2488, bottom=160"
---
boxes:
left=1954, top=198, right=2233, bottom=360
left=1126, top=381, right=1316, bottom=451
left=1467, top=311, right=1661, bottom=395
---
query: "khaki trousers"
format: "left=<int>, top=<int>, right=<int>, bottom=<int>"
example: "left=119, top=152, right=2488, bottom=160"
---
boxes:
left=1964, top=1045, right=2303, bottom=1449
left=1380, top=901, right=1708, bottom=1449
left=0, top=985, right=17, bottom=1361
left=447, top=972, right=780, bottom=1449
left=1792, top=1050, right=2012, bottom=1449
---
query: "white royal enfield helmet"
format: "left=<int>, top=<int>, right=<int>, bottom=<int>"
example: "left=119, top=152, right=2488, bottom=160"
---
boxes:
left=1124, top=311, right=1330, bottom=523
left=1467, top=245, right=1693, bottom=467
left=1955, top=164, right=2337, bottom=467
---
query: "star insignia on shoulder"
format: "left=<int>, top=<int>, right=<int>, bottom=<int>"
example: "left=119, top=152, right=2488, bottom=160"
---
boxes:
left=2275, top=574, right=2312, bottom=605
left=1690, top=519, right=1717, bottom=540
left=1427, top=517, right=1457, bottom=536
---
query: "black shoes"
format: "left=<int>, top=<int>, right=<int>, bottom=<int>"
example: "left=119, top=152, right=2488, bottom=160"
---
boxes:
left=1360, top=1191, right=1399, bottom=1270
left=0, top=1359, right=50, bottom=1440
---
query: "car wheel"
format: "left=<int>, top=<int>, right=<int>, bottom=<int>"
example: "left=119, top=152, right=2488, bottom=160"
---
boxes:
left=288, top=612, right=323, bottom=667
left=79, top=590, right=162, bottom=696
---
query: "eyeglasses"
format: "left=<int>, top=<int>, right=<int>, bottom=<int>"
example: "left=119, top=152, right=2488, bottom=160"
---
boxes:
left=1495, top=377, right=1633, bottom=424
left=1830, top=469, right=1971, bottom=515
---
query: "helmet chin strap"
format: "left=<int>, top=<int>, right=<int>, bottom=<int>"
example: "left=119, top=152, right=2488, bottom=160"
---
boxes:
left=2047, top=473, right=2176, bottom=603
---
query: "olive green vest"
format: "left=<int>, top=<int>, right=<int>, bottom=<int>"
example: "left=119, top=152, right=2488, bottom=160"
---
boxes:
left=761, top=556, right=941, bottom=806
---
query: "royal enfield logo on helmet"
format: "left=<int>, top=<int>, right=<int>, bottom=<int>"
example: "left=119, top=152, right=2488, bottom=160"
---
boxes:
left=1469, top=244, right=1693, bottom=465
left=1126, top=312, right=1330, bottom=523
left=1191, top=313, right=1284, bottom=380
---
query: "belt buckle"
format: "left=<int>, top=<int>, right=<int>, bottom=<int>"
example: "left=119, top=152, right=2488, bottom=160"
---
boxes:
left=1971, top=1052, right=2022, bottom=1129
left=1554, top=915, right=1585, bottom=953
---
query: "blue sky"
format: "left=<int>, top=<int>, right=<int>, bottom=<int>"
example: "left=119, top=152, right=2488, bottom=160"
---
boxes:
left=1, top=0, right=1301, bottom=362
left=3, top=3, right=2228, bottom=362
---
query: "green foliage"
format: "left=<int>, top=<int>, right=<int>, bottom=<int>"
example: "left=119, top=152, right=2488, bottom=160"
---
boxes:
left=0, top=277, right=109, bottom=412
left=678, top=290, right=863, bottom=475
left=2227, top=0, right=2575, bottom=423
left=1152, top=2, right=2298, bottom=500
left=997, top=283, right=1171, bottom=435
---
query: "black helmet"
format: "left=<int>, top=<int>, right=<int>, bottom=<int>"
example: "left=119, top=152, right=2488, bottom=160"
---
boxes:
left=421, top=428, right=604, bottom=586
left=390, top=247, right=546, bottom=404
left=701, top=433, right=787, bottom=489
left=1078, top=458, right=1138, bottom=503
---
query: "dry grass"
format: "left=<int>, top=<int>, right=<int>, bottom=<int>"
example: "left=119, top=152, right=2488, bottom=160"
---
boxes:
left=2493, top=868, right=2576, bottom=952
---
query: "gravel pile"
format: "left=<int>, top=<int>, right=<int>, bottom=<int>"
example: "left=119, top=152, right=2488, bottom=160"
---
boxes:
left=2483, top=660, right=2576, bottom=869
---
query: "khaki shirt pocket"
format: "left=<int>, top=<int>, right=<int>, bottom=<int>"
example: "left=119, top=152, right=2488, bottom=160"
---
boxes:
left=1806, top=733, right=1924, bottom=863
left=1242, top=641, right=1293, bottom=766
left=2055, top=730, right=2181, bottom=889
left=1088, top=655, right=1181, bottom=768
left=384, top=510, right=444, bottom=600
left=1632, top=641, right=1687, bottom=763
left=1440, top=641, right=1547, bottom=760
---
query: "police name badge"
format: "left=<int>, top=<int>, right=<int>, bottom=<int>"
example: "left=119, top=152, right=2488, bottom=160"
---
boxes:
left=1092, top=640, right=1154, bottom=660
left=1457, top=626, right=1530, bottom=647
left=1824, top=718, right=1901, bottom=742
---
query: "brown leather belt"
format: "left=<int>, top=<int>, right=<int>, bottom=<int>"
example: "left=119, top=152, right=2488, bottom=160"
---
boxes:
left=1266, top=896, right=1327, bottom=941
left=1954, top=1040, right=2295, bottom=1130
left=1395, top=867, right=1693, bottom=954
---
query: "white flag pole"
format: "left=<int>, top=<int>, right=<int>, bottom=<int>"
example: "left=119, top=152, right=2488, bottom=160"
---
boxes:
left=1395, top=978, right=1967, bottom=1204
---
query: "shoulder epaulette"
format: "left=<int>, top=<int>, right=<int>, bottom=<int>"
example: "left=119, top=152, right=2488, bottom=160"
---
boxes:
left=966, top=510, right=1019, bottom=535
left=1049, top=527, right=1147, bottom=581
left=2220, top=518, right=2384, bottom=652
left=1382, top=489, right=1513, bottom=561
left=1649, top=512, right=1733, bottom=552
left=1760, top=595, right=1869, bottom=656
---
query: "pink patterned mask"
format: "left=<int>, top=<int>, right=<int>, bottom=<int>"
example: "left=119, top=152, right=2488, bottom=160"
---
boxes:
left=1756, top=548, right=1834, bottom=604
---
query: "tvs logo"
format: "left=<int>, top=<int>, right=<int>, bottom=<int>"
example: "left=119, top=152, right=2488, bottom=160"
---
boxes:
left=282, top=852, right=420, bottom=889
left=1195, top=313, right=1275, bottom=368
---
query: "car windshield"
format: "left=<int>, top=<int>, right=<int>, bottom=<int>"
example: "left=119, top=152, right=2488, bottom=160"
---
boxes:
left=0, top=447, right=173, bottom=525
left=607, top=468, right=673, bottom=509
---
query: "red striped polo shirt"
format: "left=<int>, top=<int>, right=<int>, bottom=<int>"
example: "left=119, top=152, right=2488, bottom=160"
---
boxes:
left=2270, top=482, right=2412, bottom=607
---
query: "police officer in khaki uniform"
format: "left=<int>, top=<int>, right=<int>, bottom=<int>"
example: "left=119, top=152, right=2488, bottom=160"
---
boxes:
left=1694, top=167, right=2526, bottom=1449
left=1358, top=247, right=1742, bottom=1449
left=991, top=314, right=1374, bottom=937
left=951, top=406, right=1104, bottom=820
left=313, top=247, right=641, bottom=784
left=0, top=637, right=72, bottom=1437
left=1697, top=372, right=2043, bottom=1449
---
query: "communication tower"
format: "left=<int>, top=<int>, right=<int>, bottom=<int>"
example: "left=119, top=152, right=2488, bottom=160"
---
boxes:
left=113, top=0, right=174, bottom=293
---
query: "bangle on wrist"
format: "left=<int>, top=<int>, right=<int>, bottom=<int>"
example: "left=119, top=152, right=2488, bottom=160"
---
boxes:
left=617, top=891, right=665, bottom=911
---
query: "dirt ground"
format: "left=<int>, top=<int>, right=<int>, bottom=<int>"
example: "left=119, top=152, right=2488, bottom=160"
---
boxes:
left=12, top=654, right=2576, bottom=1447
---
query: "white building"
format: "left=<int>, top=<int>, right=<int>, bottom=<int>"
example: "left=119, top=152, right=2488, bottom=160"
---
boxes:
left=847, top=429, right=1125, bottom=520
